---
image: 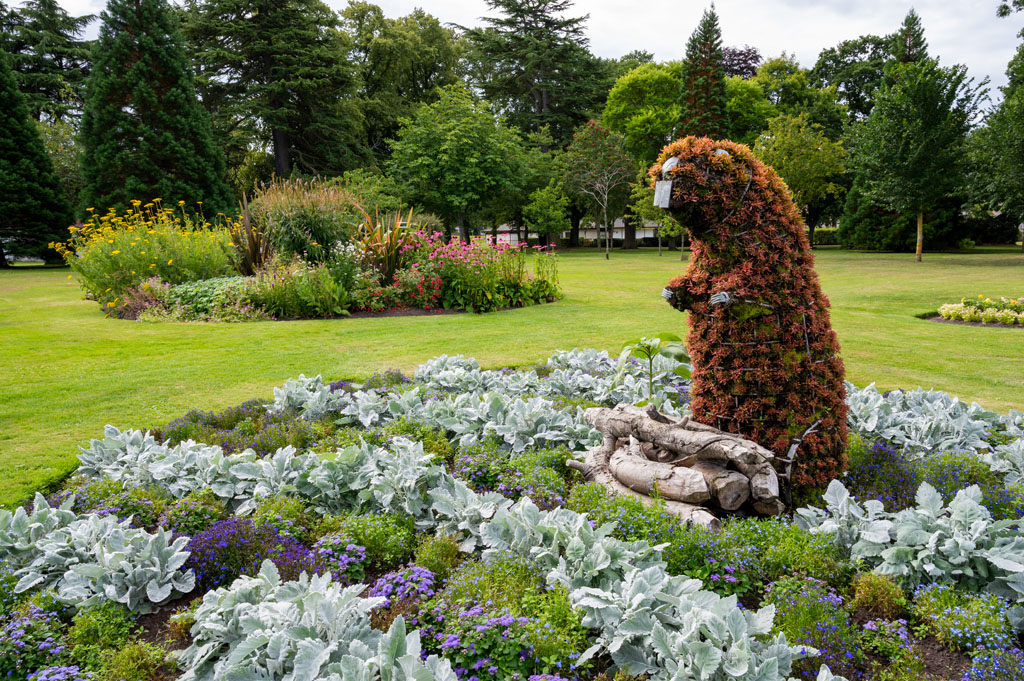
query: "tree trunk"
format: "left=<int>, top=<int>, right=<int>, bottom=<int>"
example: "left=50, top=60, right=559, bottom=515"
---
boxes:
left=491, top=222, right=498, bottom=242
left=0, top=242, right=9, bottom=268
left=808, top=221, right=817, bottom=249
left=569, top=206, right=582, bottom=247
left=271, top=127, right=291, bottom=177
left=458, top=213, right=469, bottom=243
left=680, top=231, right=686, bottom=261
left=623, top=212, right=637, bottom=250
left=658, top=227, right=662, bottom=256
left=603, top=207, right=610, bottom=260
left=915, top=211, right=923, bottom=262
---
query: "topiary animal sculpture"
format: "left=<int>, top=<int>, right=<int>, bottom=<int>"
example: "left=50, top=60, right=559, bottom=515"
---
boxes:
left=653, top=136, right=848, bottom=492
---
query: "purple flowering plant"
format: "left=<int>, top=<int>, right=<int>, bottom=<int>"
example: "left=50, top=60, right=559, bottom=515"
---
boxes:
left=962, top=647, right=1024, bottom=681
left=185, top=518, right=312, bottom=590
left=368, top=567, right=436, bottom=608
left=26, top=666, right=91, bottom=681
left=765, top=577, right=865, bottom=680
left=306, top=534, right=368, bottom=584
left=0, top=606, right=70, bottom=681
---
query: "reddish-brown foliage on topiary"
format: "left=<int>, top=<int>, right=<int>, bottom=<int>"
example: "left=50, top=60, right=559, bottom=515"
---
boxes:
left=652, top=136, right=848, bottom=490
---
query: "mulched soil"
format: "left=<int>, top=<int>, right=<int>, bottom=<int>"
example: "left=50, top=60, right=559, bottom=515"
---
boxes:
left=927, top=315, right=1024, bottom=329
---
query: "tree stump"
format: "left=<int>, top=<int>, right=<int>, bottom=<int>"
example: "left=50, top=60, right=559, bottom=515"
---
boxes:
left=567, top=405, right=786, bottom=527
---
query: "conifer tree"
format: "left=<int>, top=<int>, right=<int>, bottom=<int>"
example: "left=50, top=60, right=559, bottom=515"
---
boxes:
left=890, top=9, right=928, bottom=65
left=678, top=6, right=729, bottom=139
left=79, top=0, right=232, bottom=216
left=7, top=0, right=93, bottom=121
left=179, top=0, right=369, bottom=178
left=0, top=46, right=73, bottom=265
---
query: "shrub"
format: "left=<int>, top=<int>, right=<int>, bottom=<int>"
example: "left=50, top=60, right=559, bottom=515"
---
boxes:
left=95, top=642, right=171, bottom=681
left=160, top=276, right=248, bottom=317
left=850, top=573, right=908, bottom=619
left=52, top=201, right=235, bottom=307
left=115, top=278, right=166, bottom=320
left=251, top=495, right=313, bottom=542
left=332, top=513, right=416, bottom=571
left=351, top=270, right=402, bottom=311
left=912, top=584, right=1015, bottom=653
left=157, top=489, right=226, bottom=536
left=812, top=226, right=839, bottom=245
left=763, top=577, right=863, bottom=680
left=363, top=370, right=414, bottom=392
left=250, top=178, right=359, bottom=263
left=68, top=603, right=136, bottom=671
left=844, top=435, right=920, bottom=510
left=392, top=264, right=443, bottom=309
left=0, top=605, right=70, bottom=681
left=413, top=534, right=465, bottom=583
left=243, top=260, right=351, bottom=319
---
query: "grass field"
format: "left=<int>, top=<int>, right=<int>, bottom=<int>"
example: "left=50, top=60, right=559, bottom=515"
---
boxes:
left=2, top=246, right=1023, bottom=508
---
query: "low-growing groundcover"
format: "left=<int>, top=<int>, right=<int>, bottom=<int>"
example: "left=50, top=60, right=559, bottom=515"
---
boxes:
left=1, top=348, right=1023, bottom=681
left=937, top=295, right=1024, bottom=326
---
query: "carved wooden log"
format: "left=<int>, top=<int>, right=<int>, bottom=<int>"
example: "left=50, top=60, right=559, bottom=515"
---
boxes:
left=610, top=445, right=710, bottom=503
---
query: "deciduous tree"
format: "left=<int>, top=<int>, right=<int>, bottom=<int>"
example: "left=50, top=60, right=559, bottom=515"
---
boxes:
left=811, top=34, right=891, bottom=120
left=850, top=59, right=985, bottom=261
left=563, top=120, right=634, bottom=259
left=341, top=3, right=463, bottom=163
left=388, top=85, right=524, bottom=242
left=753, top=54, right=846, bottom=139
left=603, top=62, right=681, bottom=163
left=722, top=45, right=761, bottom=79
left=754, top=113, right=846, bottom=244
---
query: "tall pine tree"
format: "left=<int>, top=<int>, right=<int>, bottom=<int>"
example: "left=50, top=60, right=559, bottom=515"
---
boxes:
left=79, top=0, right=232, bottom=216
left=890, top=9, right=928, bottom=65
left=0, top=46, right=73, bottom=265
left=179, top=0, right=369, bottom=178
left=463, top=0, right=611, bottom=146
left=678, top=6, right=729, bottom=139
left=7, top=0, right=93, bottom=121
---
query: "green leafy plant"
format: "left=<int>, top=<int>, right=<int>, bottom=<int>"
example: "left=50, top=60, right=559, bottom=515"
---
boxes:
left=850, top=572, right=908, bottom=619
left=227, top=192, right=275, bottom=276
left=335, top=512, right=416, bottom=571
left=96, top=641, right=172, bottom=681
left=352, top=203, right=413, bottom=283
left=912, top=584, right=1015, bottom=653
left=614, top=333, right=691, bottom=406
left=413, top=534, right=464, bottom=583
left=68, top=602, right=137, bottom=671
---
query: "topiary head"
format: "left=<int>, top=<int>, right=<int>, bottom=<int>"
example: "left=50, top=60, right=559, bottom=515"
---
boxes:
left=650, top=137, right=761, bottom=242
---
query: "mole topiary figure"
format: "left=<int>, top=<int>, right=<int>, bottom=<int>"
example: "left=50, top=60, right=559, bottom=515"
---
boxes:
left=652, top=136, right=848, bottom=492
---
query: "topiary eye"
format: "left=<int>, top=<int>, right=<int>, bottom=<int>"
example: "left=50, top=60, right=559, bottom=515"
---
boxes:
left=713, top=149, right=730, bottom=158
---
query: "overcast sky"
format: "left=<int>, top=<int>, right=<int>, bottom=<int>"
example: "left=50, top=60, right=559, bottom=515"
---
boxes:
left=55, top=0, right=1023, bottom=101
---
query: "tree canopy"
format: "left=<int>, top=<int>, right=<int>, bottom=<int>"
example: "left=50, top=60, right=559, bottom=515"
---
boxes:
left=463, top=0, right=609, bottom=146
left=603, top=62, right=681, bottom=163
left=179, top=0, right=369, bottom=178
left=811, top=34, right=891, bottom=120
left=388, top=85, right=524, bottom=240
left=850, top=58, right=985, bottom=259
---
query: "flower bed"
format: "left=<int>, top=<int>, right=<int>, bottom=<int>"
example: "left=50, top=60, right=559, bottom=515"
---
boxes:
left=53, top=197, right=562, bottom=321
left=937, top=295, right=1024, bottom=326
left=1, top=348, right=1022, bottom=681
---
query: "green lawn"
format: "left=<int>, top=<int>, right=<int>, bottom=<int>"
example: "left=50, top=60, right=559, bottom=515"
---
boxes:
left=2, top=247, right=1023, bottom=508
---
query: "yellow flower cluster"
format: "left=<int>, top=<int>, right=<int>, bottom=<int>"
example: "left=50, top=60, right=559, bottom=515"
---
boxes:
left=51, top=199, right=239, bottom=309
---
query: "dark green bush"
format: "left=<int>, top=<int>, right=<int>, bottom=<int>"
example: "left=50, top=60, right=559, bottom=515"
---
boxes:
left=251, top=495, right=313, bottom=542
